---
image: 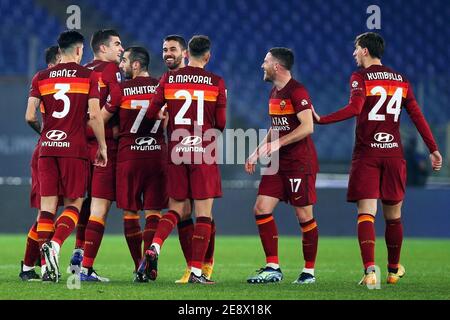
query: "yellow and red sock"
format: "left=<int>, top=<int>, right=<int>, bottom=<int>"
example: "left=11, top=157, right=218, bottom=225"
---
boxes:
left=143, top=213, right=161, bottom=254
left=385, top=218, right=403, bottom=272
left=82, top=216, right=105, bottom=269
left=123, top=215, right=142, bottom=271
left=256, top=214, right=279, bottom=265
left=152, top=210, right=180, bottom=248
left=23, top=222, right=40, bottom=267
left=190, top=217, right=212, bottom=270
left=75, top=198, right=91, bottom=249
left=357, top=213, right=376, bottom=270
left=300, top=218, right=318, bottom=269
left=204, top=219, right=216, bottom=265
left=53, top=206, right=79, bottom=247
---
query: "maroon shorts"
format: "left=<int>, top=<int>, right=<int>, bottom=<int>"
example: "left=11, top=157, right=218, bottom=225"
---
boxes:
left=116, top=158, right=168, bottom=211
left=347, top=157, right=406, bottom=203
left=258, top=172, right=317, bottom=207
left=30, top=145, right=40, bottom=209
left=38, top=157, right=88, bottom=199
left=90, top=147, right=117, bottom=201
left=167, top=163, right=222, bottom=200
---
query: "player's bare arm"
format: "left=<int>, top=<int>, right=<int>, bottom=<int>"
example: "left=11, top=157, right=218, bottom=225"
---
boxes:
left=101, top=107, right=114, bottom=124
left=260, top=109, right=314, bottom=157
left=88, top=97, right=108, bottom=167
left=25, top=97, right=42, bottom=134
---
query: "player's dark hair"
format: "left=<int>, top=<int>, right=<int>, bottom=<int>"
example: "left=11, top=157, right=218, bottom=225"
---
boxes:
left=45, top=45, right=60, bottom=65
left=269, top=47, right=294, bottom=70
left=164, top=34, right=187, bottom=50
left=57, top=30, right=84, bottom=52
left=354, top=32, right=385, bottom=59
left=91, top=29, right=120, bottom=54
left=125, top=46, right=149, bottom=71
left=188, top=35, right=211, bottom=58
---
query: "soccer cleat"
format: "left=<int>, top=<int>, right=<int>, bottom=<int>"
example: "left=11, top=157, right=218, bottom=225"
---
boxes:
left=67, top=248, right=84, bottom=273
left=387, top=264, right=405, bottom=284
left=358, top=270, right=377, bottom=286
left=42, top=242, right=60, bottom=283
left=143, top=245, right=158, bottom=281
left=41, top=271, right=53, bottom=282
left=188, top=272, right=215, bottom=284
left=80, top=267, right=110, bottom=282
left=247, top=267, right=283, bottom=284
left=175, top=267, right=191, bottom=284
left=19, top=261, right=40, bottom=281
left=202, top=262, right=214, bottom=280
left=133, top=271, right=149, bottom=283
left=292, top=272, right=316, bottom=284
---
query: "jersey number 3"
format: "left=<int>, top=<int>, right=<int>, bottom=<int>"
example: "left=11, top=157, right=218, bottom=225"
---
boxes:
left=368, top=86, right=402, bottom=122
left=52, top=83, right=70, bottom=119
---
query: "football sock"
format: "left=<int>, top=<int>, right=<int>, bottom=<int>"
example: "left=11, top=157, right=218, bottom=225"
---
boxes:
left=190, top=217, right=212, bottom=271
left=52, top=206, right=79, bottom=247
left=357, top=214, right=376, bottom=270
left=385, top=218, right=403, bottom=273
left=23, top=221, right=40, bottom=268
left=37, top=211, right=55, bottom=250
left=204, top=219, right=216, bottom=265
left=302, top=267, right=315, bottom=276
left=151, top=210, right=181, bottom=249
left=82, top=216, right=105, bottom=269
left=300, top=218, right=319, bottom=269
left=123, top=215, right=142, bottom=271
left=75, top=197, right=91, bottom=249
left=143, top=213, right=161, bottom=253
left=255, top=213, right=279, bottom=265
left=177, top=218, right=194, bottom=267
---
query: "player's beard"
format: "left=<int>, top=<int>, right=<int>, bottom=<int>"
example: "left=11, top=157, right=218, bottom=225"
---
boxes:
left=165, top=55, right=182, bottom=70
left=263, top=69, right=274, bottom=82
left=124, top=68, right=133, bottom=79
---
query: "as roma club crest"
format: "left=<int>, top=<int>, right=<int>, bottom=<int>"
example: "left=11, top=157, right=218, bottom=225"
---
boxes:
left=280, top=100, right=286, bottom=110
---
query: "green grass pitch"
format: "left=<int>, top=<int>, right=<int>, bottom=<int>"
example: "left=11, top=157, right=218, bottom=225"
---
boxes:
left=1, top=235, right=449, bottom=300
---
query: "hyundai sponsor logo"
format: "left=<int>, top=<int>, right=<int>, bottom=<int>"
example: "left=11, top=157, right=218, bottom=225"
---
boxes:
left=181, top=136, right=202, bottom=146
left=131, top=136, right=161, bottom=151
left=46, top=130, right=67, bottom=141
left=176, top=136, right=205, bottom=153
left=374, top=132, right=394, bottom=143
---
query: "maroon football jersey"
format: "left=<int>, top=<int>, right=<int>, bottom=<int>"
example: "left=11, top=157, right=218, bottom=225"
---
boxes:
left=321, top=65, right=438, bottom=158
left=84, top=60, right=122, bottom=146
left=106, top=76, right=166, bottom=162
left=29, top=62, right=99, bottom=159
left=147, top=66, right=227, bottom=163
left=268, top=78, right=319, bottom=173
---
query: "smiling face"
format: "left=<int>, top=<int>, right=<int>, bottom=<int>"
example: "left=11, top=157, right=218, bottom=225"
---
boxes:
left=103, top=35, right=124, bottom=63
left=163, top=40, right=185, bottom=70
left=261, top=52, right=277, bottom=82
left=119, top=51, right=133, bottom=79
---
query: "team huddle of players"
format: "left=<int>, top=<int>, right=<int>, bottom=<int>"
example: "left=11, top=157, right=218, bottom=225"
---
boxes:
left=20, top=29, right=442, bottom=286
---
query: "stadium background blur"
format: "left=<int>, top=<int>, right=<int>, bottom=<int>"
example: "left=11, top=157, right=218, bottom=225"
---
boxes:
left=0, top=0, right=449, bottom=237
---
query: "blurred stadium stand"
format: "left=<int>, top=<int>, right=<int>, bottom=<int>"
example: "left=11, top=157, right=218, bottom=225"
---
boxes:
left=0, top=0, right=449, bottom=179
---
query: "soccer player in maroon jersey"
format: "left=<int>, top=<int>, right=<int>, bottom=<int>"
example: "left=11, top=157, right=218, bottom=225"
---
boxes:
left=101, top=46, right=167, bottom=282
left=69, top=29, right=123, bottom=281
left=142, top=35, right=226, bottom=284
left=26, top=30, right=107, bottom=282
left=245, top=48, right=320, bottom=285
left=162, top=35, right=216, bottom=283
left=312, top=32, right=443, bottom=285
left=20, top=46, right=61, bottom=281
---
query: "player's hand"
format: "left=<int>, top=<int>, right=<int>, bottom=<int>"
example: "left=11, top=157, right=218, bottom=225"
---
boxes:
left=245, top=152, right=258, bottom=174
left=94, top=146, right=108, bottom=167
left=311, top=105, right=320, bottom=123
left=430, top=150, right=442, bottom=171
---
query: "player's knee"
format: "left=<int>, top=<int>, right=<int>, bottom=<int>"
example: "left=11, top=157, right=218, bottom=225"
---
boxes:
left=253, top=202, right=270, bottom=216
